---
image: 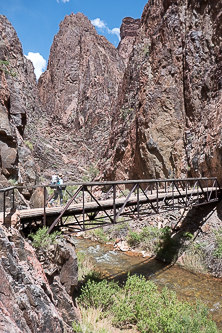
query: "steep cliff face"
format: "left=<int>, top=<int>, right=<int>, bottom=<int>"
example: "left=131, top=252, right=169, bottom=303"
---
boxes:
left=182, top=0, right=222, bottom=180
left=118, top=17, right=141, bottom=65
left=0, top=15, right=39, bottom=186
left=0, top=226, right=79, bottom=332
left=37, top=13, right=125, bottom=181
left=101, top=0, right=222, bottom=182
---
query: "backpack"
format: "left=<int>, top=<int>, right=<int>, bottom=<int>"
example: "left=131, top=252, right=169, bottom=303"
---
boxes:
left=58, top=177, right=66, bottom=190
left=50, top=175, right=59, bottom=188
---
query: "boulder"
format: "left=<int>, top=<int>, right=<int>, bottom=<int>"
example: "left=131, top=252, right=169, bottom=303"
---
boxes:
left=54, top=239, right=78, bottom=295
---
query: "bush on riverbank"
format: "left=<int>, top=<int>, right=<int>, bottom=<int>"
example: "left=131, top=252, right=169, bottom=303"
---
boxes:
left=74, top=274, right=219, bottom=333
left=28, top=227, right=61, bottom=250
left=214, top=230, right=222, bottom=258
left=78, top=211, right=222, bottom=276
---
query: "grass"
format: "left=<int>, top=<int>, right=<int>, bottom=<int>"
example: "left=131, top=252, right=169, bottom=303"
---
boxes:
left=72, top=307, right=139, bottom=333
left=91, top=228, right=109, bottom=243
left=178, top=248, right=208, bottom=274
left=107, top=222, right=130, bottom=240
left=77, top=251, right=96, bottom=281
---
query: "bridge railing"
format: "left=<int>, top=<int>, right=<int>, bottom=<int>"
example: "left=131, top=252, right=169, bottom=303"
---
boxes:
left=46, top=177, right=220, bottom=233
left=0, top=177, right=220, bottom=232
left=0, top=186, right=15, bottom=226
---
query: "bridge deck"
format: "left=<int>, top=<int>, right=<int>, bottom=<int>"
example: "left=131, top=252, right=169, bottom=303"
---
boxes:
left=0, top=186, right=216, bottom=224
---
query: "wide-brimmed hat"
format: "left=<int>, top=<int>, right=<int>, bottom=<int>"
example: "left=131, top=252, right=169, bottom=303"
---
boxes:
left=59, top=173, right=63, bottom=177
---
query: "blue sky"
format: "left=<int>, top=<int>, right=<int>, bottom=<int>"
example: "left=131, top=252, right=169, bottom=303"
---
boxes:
left=0, top=0, right=147, bottom=79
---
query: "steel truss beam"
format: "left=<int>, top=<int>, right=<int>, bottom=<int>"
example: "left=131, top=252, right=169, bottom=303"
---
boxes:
left=0, top=178, right=220, bottom=233
left=45, top=177, right=221, bottom=233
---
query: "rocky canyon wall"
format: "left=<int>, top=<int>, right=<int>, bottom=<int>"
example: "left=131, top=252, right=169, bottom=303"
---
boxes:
left=0, top=15, right=39, bottom=187
left=101, top=0, right=222, bottom=183
left=1, top=1, right=221, bottom=186
left=0, top=226, right=79, bottom=332
left=118, top=17, right=141, bottom=65
left=36, top=13, right=126, bottom=181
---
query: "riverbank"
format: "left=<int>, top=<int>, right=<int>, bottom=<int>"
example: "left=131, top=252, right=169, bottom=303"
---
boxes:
left=75, top=201, right=222, bottom=278
left=73, top=236, right=222, bottom=332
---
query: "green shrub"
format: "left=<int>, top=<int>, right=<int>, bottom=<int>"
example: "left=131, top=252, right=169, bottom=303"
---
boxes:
left=79, top=279, right=120, bottom=311
left=0, top=60, right=17, bottom=77
left=213, top=230, right=222, bottom=258
left=25, top=140, right=33, bottom=151
left=88, top=165, right=99, bottom=180
left=72, top=321, right=82, bottom=332
left=127, top=230, right=142, bottom=247
left=183, top=231, right=194, bottom=239
left=120, top=108, right=133, bottom=120
left=77, top=274, right=219, bottom=333
left=156, top=226, right=181, bottom=262
left=93, top=228, right=108, bottom=243
left=127, top=226, right=195, bottom=263
left=8, top=178, right=17, bottom=186
left=82, top=164, right=99, bottom=182
left=28, top=227, right=61, bottom=250
left=127, top=226, right=161, bottom=248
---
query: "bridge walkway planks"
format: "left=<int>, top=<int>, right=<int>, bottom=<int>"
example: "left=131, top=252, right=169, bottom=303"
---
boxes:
left=0, top=186, right=215, bottom=223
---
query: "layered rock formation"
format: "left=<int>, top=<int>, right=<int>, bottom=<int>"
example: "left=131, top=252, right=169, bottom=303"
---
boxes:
left=0, top=15, right=39, bottom=186
left=102, top=0, right=222, bottom=182
left=2, top=0, right=222, bottom=186
left=118, top=17, right=141, bottom=65
left=37, top=13, right=125, bottom=181
left=0, top=226, right=79, bottom=332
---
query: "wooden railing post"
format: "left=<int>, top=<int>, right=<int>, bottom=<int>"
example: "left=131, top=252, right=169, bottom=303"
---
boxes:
left=3, top=190, right=5, bottom=225
left=113, top=184, right=116, bottom=223
left=83, top=185, right=85, bottom=230
left=43, top=186, right=47, bottom=226
left=137, top=184, right=140, bottom=218
left=156, top=182, right=159, bottom=213
left=12, top=188, right=15, bottom=210
left=207, top=179, right=209, bottom=201
left=215, top=179, right=218, bottom=200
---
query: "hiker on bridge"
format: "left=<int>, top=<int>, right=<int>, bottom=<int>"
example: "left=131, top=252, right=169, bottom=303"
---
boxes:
left=49, top=173, right=64, bottom=206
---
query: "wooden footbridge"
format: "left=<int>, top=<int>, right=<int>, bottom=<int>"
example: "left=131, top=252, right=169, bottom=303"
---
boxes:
left=0, top=178, right=221, bottom=234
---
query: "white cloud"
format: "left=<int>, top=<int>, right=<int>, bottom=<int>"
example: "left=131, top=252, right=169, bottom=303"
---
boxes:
left=25, top=52, right=47, bottom=80
left=91, top=18, right=106, bottom=29
left=57, top=0, right=70, bottom=2
left=91, top=18, right=120, bottom=42
left=108, top=27, right=120, bottom=41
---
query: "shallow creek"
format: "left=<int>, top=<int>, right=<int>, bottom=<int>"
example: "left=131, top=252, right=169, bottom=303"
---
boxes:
left=73, top=237, right=222, bottom=329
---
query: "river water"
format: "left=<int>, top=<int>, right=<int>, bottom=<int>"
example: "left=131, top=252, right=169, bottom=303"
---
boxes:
left=73, top=237, right=222, bottom=329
